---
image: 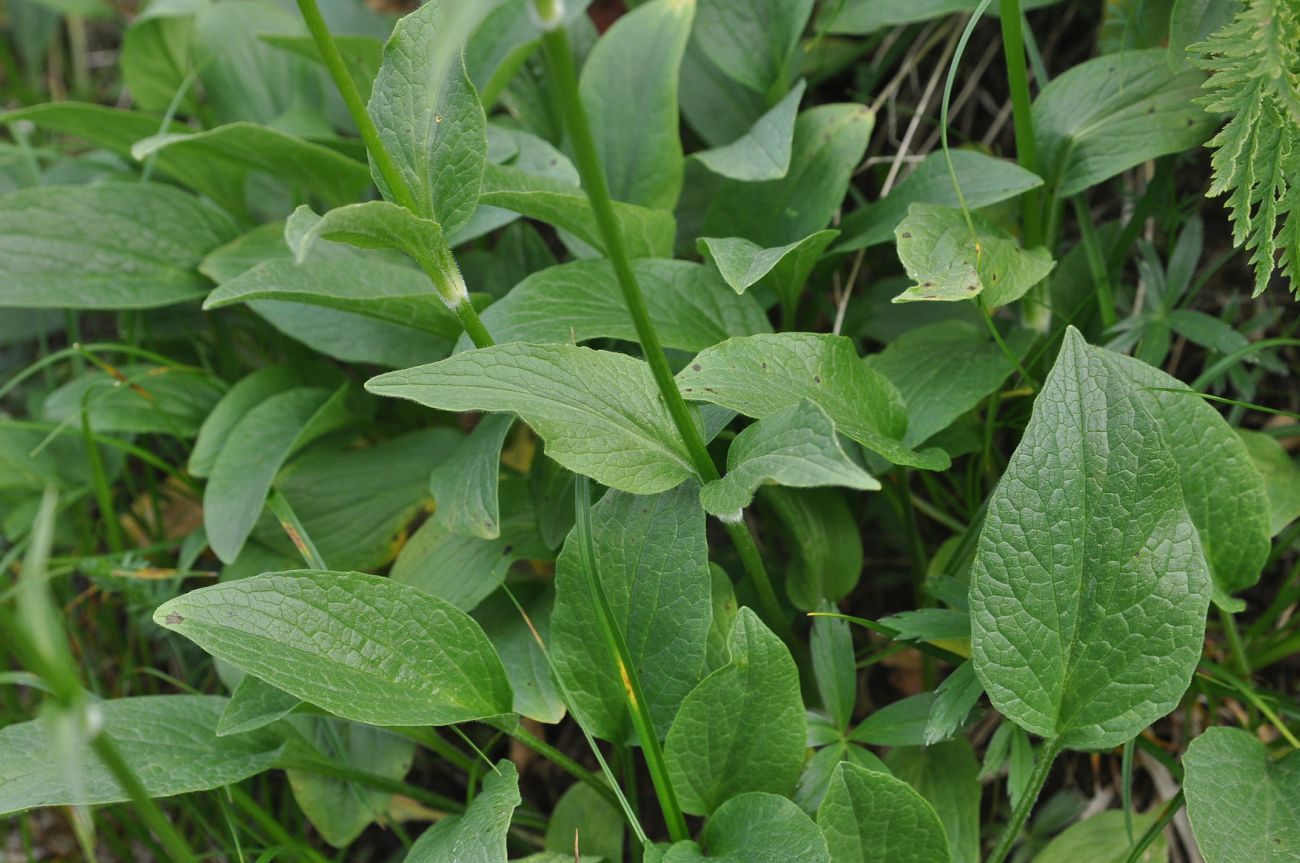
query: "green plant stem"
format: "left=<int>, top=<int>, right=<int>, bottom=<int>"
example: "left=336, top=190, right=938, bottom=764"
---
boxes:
left=987, top=737, right=1061, bottom=863
left=999, top=0, right=1039, bottom=246
left=295, top=0, right=495, bottom=349
left=505, top=722, right=621, bottom=811
left=227, top=787, right=331, bottom=863
left=1218, top=606, right=1252, bottom=681
left=1072, top=194, right=1117, bottom=329
left=1123, top=791, right=1184, bottom=863
left=89, top=732, right=197, bottom=862
left=574, top=477, right=689, bottom=842
left=537, top=21, right=789, bottom=640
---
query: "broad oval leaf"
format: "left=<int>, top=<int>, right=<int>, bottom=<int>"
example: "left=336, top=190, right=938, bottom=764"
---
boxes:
left=405, top=760, right=519, bottom=862
left=661, top=792, right=830, bottom=863
left=1183, top=726, right=1300, bottom=863
left=676, top=333, right=950, bottom=471
left=816, top=761, right=952, bottom=863
left=368, top=0, right=487, bottom=233
left=551, top=483, right=712, bottom=742
left=367, top=343, right=695, bottom=495
left=664, top=608, right=805, bottom=815
left=154, top=570, right=513, bottom=726
left=0, top=184, right=238, bottom=309
left=0, top=695, right=285, bottom=816
left=970, top=328, right=1212, bottom=749
left=1031, top=810, right=1168, bottom=863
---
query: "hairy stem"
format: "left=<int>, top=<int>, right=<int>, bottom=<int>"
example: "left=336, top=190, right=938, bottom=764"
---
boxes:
left=987, top=736, right=1061, bottom=863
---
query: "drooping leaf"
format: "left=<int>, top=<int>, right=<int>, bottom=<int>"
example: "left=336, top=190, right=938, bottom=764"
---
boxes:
left=892, top=204, right=1055, bottom=306
left=702, top=401, right=879, bottom=519
left=1031, top=809, right=1167, bottom=863
left=462, top=258, right=772, bottom=353
left=405, top=761, right=519, bottom=862
left=1034, top=48, right=1215, bottom=198
left=704, top=104, right=874, bottom=246
left=970, top=328, right=1211, bottom=749
left=664, top=608, right=805, bottom=815
left=1237, top=429, right=1300, bottom=535
left=552, top=483, right=712, bottom=742
left=204, top=384, right=358, bottom=563
left=0, top=184, right=238, bottom=309
left=1183, top=726, right=1300, bottom=863
left=218, top=674, right=301, bottom=736
left=155, top=570, right=513, bottom=726
left=580, top=0, right=692, bottom=210
left=698, top=230, right=839, bottom=298
left=864, top=320, right=1029, bottom=447
left=0, top=695, right=285, bottom=816
left=693, top=80, right=806, bottom=181
left=367, top=344, right=694, bottom=494
left=676, top=333, right=950, bottom=471
left=367, top=0, right=487, bottom=233
left=886, top=741, right=982, bottom=863
left=763, top=487, right=864, bottom=611
left=429, top=413, right=514, bottom=539
left=835, top=150, right=1044, bottom=252
left=660, top=793, right=830, bottom=863
left=816, top=762, right=952, bottom=863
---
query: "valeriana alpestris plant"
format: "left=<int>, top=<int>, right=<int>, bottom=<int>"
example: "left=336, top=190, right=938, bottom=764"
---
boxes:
left=0, top=0, right=1297, bottom=861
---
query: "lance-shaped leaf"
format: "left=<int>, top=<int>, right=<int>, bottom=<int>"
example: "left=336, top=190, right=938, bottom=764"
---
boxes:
left=693, top=80, right=806, bottom=182
left=892, top=204, right=1054, bottom=306
left=0, top=696, right=285, bottom=816
left=0, top=184, right=238, bottom=309
left=581, top=0, right=693, bottom=210
left=367, top=343, right=694, bottom=495
left=429, top=413, right=513, bottom=539
left=367, top=0, right=487, bottom=233
left=676, top=333, right=950, bottom=471
left=969, top=328, right=1211, bottom=750
left=462, top=258, right=771, bottom=353
left=816, top=762, right=952, bottom=863
left=701, top=400, right=879, bottom=519
left=765, top=487, right=864, bottom=610
left=1103, top=352, right=1270, bottom=602
left=1238, top=429, right=1300, bottom=536
left=660, top=793, right=830, bottom=862
left=190, top=366, right=307, bottom=478
left=1183, top=727, right=1300, bottom=863
left=154, top=570, right=513, bottom=726
left=204, top=384, right=359, bottom=564
left=664, top=608, right=805, bottom=815
left=405, top=761, right=520, bottom=862
left=698, top=229, right=838, bottom=298
left=551, top=483, right=712, bottom=742
left=130, top=123, right=372, bottom=209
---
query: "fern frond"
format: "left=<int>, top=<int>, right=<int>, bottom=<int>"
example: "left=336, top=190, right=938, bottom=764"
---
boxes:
left=1191, top=0, right=1300, bottom=297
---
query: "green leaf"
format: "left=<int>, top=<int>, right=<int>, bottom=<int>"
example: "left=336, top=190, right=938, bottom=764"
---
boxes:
left=544, top=781, right=625, bottom=862
left=218, top=674, right=301, bottom=736
left=367, top=343, right=694, bottom=494
left=1238, top=429, right=1300, bottom=535
left=1034, top=48, right=1215, bottom=197
left=811, top=608, right=857, bottom=731
left=190, top=366, right=306, bottom=478
left=287, top=718, right=416, bottom=848
left=204, top=384, right=358, bottom=564
left=260, top=33, right=384, bottom=101
left=886, top=741, right=982, bottom=863
left=705, top=104, right=873, bottom=246
left=816, top=762, right=952, bottom=863
left=970, top=328, right=1211, bottom=749
left=580, top=0, right=692, bottom=210
left=205, top=257, right=464, bottom=339
left=552, top=483, right=711, bottom=742
left=850, top=694, right=936, bottom=747
left=1183, top=726, right=1300, bottom=863
left=474, top=586, right=567, bottom=724
left=705, top=564, right=740, bottom=673
left=764, top=487, right=864, bottom=610
left=664, top=608, right=805, bottom=814
left=0, top=184, right=238, bottom=309
left=819, top=0, right=1057, bottom=35
left=479, top=162, right=676, bottom=258
left=676, top=333, right=950, bottom=471
left=794, top=741, right=890, bottom=814
left=1104, top=353, right=1270, bottom=601
left=0, top=695, right=285, bottom=816
left=154, top=570, right=513, bottom=726
left=1031, top=809, right=1168, bottom=863
left=130, top=123, right=371, bottom=209
left=923, top=662, right=982, bottom=744
left=892, top=204, right=1055, bottom=306
left=693, top=80, right=806, bottom=181
left=42, top=365, right=224, bottom=438
left=464, top=258, right=772, bottom=353
left=392, top=477, right=550, bottom=613
left=702, top=400, right=879, bottom=519
left=121, top=0, right=203, bottom=114
left=864, top=321, right=1029, bottom=447
left=405, top=761, right=519, bottom=862
left=368, top=0, right=487, bottom=232
left=429, top=413, right=513, bottom=539
left=661, top=793, right=830, bottom=862
left=835, top=150, right=1044, bottom=252
left=698, top=230, right=839, bottom=297
left=692, top=0, right=813, bottom=95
